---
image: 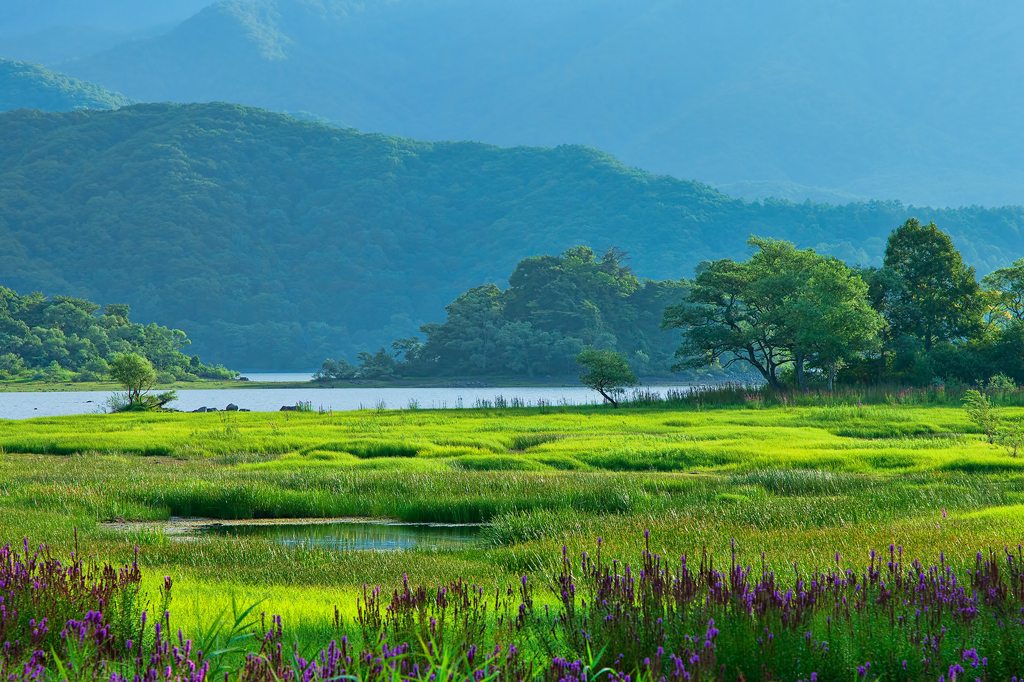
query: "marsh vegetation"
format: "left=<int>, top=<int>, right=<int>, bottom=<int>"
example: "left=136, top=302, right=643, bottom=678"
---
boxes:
left=5, top=390, right=1024, bottom=678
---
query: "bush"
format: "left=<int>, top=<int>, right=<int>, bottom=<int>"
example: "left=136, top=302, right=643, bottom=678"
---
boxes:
left=0, top=352, right=25, bottom=376
left=43, top=360, right=74, bottom=383
left=194, top=364, right=238, bottom=380
left=963, top=389, right=999, bottom=443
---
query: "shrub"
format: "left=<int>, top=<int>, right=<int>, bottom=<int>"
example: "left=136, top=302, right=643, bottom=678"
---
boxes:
left=963, top=389, right=999, bottom=443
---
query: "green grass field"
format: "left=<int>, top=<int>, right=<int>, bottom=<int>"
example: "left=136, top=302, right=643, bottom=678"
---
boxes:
left=4, top=400, right=1024, bottom=678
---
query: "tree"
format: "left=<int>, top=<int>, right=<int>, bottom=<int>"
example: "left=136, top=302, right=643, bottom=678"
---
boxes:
left=883, top=219, right=983, bottom=350
left=982, top=258, right=1024, bottom=325
left=103, top=303, right=131, bottom=324
left=357, top=348, right=398, bottom=379
left=963, top=389, right=999, bottom=444
left=108, top=352, right=156, bottom=407
left=575, top=348, right=637, bottom=408
left=662, top=238, right=817, bottom=389
left=788, top=258, right=883, bottom=390
left=856, top=266, right=905, bottom=382
left=391, top=337, right=424, bottom=363
left=313, top=358, right=357, bottom=380
left=405, top=249, right=684, bottom=378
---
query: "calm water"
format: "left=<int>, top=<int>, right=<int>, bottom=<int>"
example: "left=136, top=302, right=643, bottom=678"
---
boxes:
left=201, top=520, right=482, bottom=551
left=0, top=380, right=690, bottom=419
left=238, top=372, right=316, bottom=382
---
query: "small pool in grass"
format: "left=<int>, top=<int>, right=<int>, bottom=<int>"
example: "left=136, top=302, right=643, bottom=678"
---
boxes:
left=199, top=519, right=483, bottom=551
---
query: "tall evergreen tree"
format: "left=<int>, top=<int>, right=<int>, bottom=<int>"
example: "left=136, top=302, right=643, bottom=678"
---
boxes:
left=882, top=219, right=983, bottom=350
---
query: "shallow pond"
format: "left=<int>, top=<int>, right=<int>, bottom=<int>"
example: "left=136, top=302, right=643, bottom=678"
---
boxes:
left=200, top=520, right=483, bottom=551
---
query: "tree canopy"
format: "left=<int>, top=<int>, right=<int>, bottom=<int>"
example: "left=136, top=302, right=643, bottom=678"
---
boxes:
left=883, top=219, right=983, bottom=351
left=0, top=287, right=234, bottom=383
left=982, top=259, right=1024, bottom=325
left=108, top=352, right=155, bottom=405
left=661, top=238, right=861, bottom=388
left=668, top=223, right=1024, bottom=389
left=334, top=247, right=689, bottom=379
left=575, top=348, right=637, bottom=408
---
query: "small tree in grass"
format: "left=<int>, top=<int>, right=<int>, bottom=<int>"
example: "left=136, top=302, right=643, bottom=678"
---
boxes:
left=575, top=348, right=637, bottom=408
left=963, top=389, right=999, bottom=444
left=108, top=352, right=156, bottom=409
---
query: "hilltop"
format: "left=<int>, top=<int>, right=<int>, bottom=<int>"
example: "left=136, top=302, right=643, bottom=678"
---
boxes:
left=1, top=102, right=1023, bottom=369
left=0, top=59, right=132, bottom=112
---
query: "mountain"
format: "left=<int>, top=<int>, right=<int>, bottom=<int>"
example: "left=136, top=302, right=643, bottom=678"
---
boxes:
left=54, top=0, right=1024, bottom=208
left=0, top=59, right=132, bottom=112
left=0, top=0, right=221, bottom=37
left=1, top=103, right=1023, bottom=370
left=0, top=24, right=178, bottom=67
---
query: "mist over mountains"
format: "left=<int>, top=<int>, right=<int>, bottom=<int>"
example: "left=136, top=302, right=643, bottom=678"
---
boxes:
left=0, top=0, right=219, bottom=37
left=9, top=0, right=1016, bottom=208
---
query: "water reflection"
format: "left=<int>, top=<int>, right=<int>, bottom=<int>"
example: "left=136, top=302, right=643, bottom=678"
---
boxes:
left=200, top=520, right=482, bottom=551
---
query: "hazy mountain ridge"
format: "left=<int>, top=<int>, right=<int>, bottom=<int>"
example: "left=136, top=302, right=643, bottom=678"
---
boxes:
left=1, top=103, right=1022, bottom=369
left=0, top=59, right=133, bottom=112
left=0, top=0, right=220, bottom=37
left=43, top=0, right=1024, bottom=208
left=0, top=24, right=178, bottom=67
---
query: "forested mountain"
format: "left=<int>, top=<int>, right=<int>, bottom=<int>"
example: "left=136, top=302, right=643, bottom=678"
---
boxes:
left=43, top=0, right=1024, bottom=207
left=2, top=103, right=1024, bottom=370
left=0, top=59, right=132, bottom=112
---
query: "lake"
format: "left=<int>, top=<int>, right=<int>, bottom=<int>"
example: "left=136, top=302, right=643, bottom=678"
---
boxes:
left=0, top=377, right=691, bottom=419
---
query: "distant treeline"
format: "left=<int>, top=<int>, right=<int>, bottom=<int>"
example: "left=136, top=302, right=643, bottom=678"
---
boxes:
left=0, top=287, right=234, bottom=383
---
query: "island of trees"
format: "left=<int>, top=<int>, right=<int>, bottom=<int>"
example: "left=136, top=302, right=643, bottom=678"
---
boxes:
left=315, top=246, right=690, bottom=381
left=327, top=220, right=1024, bottom=391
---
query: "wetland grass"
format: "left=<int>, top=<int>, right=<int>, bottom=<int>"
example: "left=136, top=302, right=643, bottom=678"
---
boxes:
left=4, top=400, right=1024, bottom=678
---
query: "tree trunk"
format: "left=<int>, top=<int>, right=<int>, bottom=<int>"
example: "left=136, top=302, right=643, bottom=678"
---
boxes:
left=745, top=346, right=782, bottom=390
left=599, top=388, right=619, bottom=408
left=827, top=362, right=836, bottom=392
left=795, top=352, right=808, bottom=391
left=877, top=349, right=885, bottom=383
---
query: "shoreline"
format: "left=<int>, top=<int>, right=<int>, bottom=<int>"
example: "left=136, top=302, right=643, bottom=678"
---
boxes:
left=0, top=376, right=701, bottom=393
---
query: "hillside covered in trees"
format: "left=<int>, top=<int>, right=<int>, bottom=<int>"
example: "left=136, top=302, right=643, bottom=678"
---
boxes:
left=2, top=102, right=1024, bottom=369
left=33, top=0, right=1024, bottom=207
left=0, top=59, right=132, bottom=112
left=0, top=287, right=234, bottom=383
